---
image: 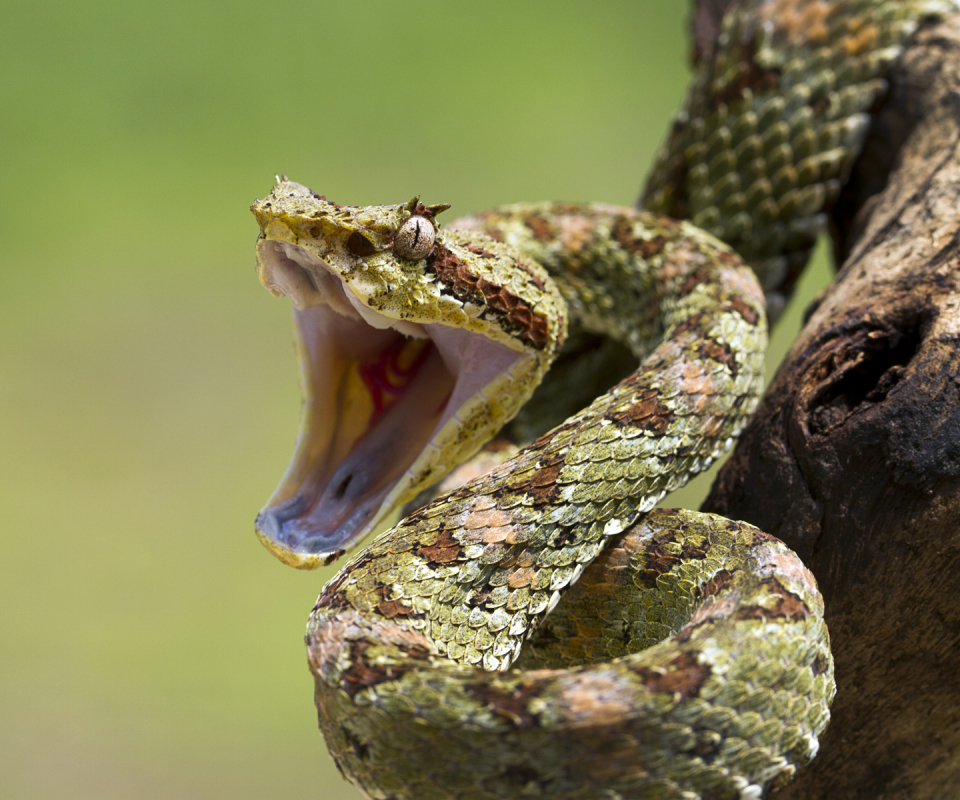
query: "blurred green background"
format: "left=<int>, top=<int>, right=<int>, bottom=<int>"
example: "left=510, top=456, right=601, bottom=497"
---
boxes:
left=0, top=2, right=828, bottom=798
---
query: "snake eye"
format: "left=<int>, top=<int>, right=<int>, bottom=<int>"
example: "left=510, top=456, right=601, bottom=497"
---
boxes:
left=394, top=215, right=436, bottom=261
left=347, top=231, right=377, bottom=258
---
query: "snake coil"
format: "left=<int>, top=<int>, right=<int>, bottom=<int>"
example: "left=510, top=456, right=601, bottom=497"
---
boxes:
left=250, top=1, right=957, bottom=797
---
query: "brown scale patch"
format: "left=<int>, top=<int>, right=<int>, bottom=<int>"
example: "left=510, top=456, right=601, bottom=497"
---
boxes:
left=557, top=214, right=598, bottom=254
left=637, top=534, right=709, bottom=589
left=313, top=573, right=350, bottom=612
left=842, top=18, right=879, bottom=56
left=463, top=505, right=516, bottom=531
left=605, top=387, right=675, bottom=433
left=498, top=549, right=536, bottom=572
left=466, top=680, right=542, bottom=729
left=697, top=337, right=739, bottom=377
left=761, top=0, right=834, bottom=45
left=724, top=295, right=761, bottom=326
left=674, top=595, right=739, bottom=644
left=561, top=672, right=634, bottom=727
left=374, top=586, right=420, bottom=620
left=524, top=214, right=554, bottom=241
left=507, top=566, right=538, bottom=589
left=696, top=569, right=735, bottom=601
left=670, top=309, right=708, bottom=338
left=514, top=261, right=546, bottom=291
left=415, top=529, right=463, bottom=564
left=631, top=651, right=711, bottom=700
left=376, top=598, right=417, bottom=619
left=465, top=244, right=497, bottom=259
left=708, top=33, right=781, bottom=112
left=481, top=527, right=519, bottom=545
left=409, top=201, right=448, bottom=221
left=426, top=245, right=550, bottom=349
left=812, top=652, right=830, bottom=676
left=340, top=640, right=431, bottom=699
left=753, top=541, right=820, bottom=591
left=612, top=216, right=668, bottom=259
left=375, top=599, right=417, bottom=619
left=634, top=236, right=667, bottom=260
left=733, top=577, right=812, bottom=621
left=514, top=451, right=566, bottom=507
left=717, top=249, right=742, bottom=266
left=678, top=268, right=712, bottom=297
left=339, top=727, right=370, bottom=763
left=468, top=590, right=492, bottom=608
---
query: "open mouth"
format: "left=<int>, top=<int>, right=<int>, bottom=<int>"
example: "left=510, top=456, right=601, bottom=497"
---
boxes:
left=254, top=239, right=528, bottom=568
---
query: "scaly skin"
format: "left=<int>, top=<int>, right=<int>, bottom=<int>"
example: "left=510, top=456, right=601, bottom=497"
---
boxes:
left=310, top=510, right=832, bottom=800
left=642, top=0, right=960, bottom=318
left=249, top=1, right=960, bottom=797
left=290, top=202, right=793, bottom=798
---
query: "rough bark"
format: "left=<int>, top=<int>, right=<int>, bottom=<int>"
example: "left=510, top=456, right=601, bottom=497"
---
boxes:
left=701, top=16, right=960, bottom=800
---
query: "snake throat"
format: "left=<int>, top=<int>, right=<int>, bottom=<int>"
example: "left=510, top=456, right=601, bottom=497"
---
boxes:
left=254, top=237, right=533, bottom=568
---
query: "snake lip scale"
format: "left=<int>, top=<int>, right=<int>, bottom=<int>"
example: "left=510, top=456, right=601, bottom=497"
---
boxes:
left=249, top=1, right=959, bottom=797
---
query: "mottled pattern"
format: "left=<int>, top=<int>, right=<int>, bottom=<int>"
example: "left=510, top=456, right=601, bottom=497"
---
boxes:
left=303, top=202, right=827, bottom=798
left=424, top=243, right=552, bottom=349
left=309, top=511, right=833, bottom=800
left=641, top=0, right=958, bottom=318
left=255, top=1, right=960, bottom=797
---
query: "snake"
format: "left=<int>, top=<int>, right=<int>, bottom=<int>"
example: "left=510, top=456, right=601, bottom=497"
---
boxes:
left=248, top=2, right=956, bottom=798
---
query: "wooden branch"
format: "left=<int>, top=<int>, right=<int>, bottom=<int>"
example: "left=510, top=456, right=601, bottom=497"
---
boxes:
left=702, top=17, right=960, bottom=800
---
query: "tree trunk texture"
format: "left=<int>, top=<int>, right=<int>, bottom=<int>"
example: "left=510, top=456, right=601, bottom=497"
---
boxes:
left=698, top=12, right=960, bottom=800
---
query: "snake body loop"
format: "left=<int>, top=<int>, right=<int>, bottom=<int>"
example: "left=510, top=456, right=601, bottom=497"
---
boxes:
left=250, top=1, right=959, bottom=797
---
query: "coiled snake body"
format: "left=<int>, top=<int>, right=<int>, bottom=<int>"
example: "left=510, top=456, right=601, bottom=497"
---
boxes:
left=249, top=2, right=956, bottom=798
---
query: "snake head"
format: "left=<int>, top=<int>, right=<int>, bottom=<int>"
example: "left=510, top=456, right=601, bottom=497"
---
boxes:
left=250, top=178, right=564, bottom=568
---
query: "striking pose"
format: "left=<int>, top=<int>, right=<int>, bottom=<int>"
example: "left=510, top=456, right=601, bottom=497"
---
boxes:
left=249, top=2, right=955, bottom=797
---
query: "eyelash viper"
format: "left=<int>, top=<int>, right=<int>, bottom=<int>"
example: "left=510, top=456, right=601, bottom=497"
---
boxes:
left=249, top=1, right=957, bottom=798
